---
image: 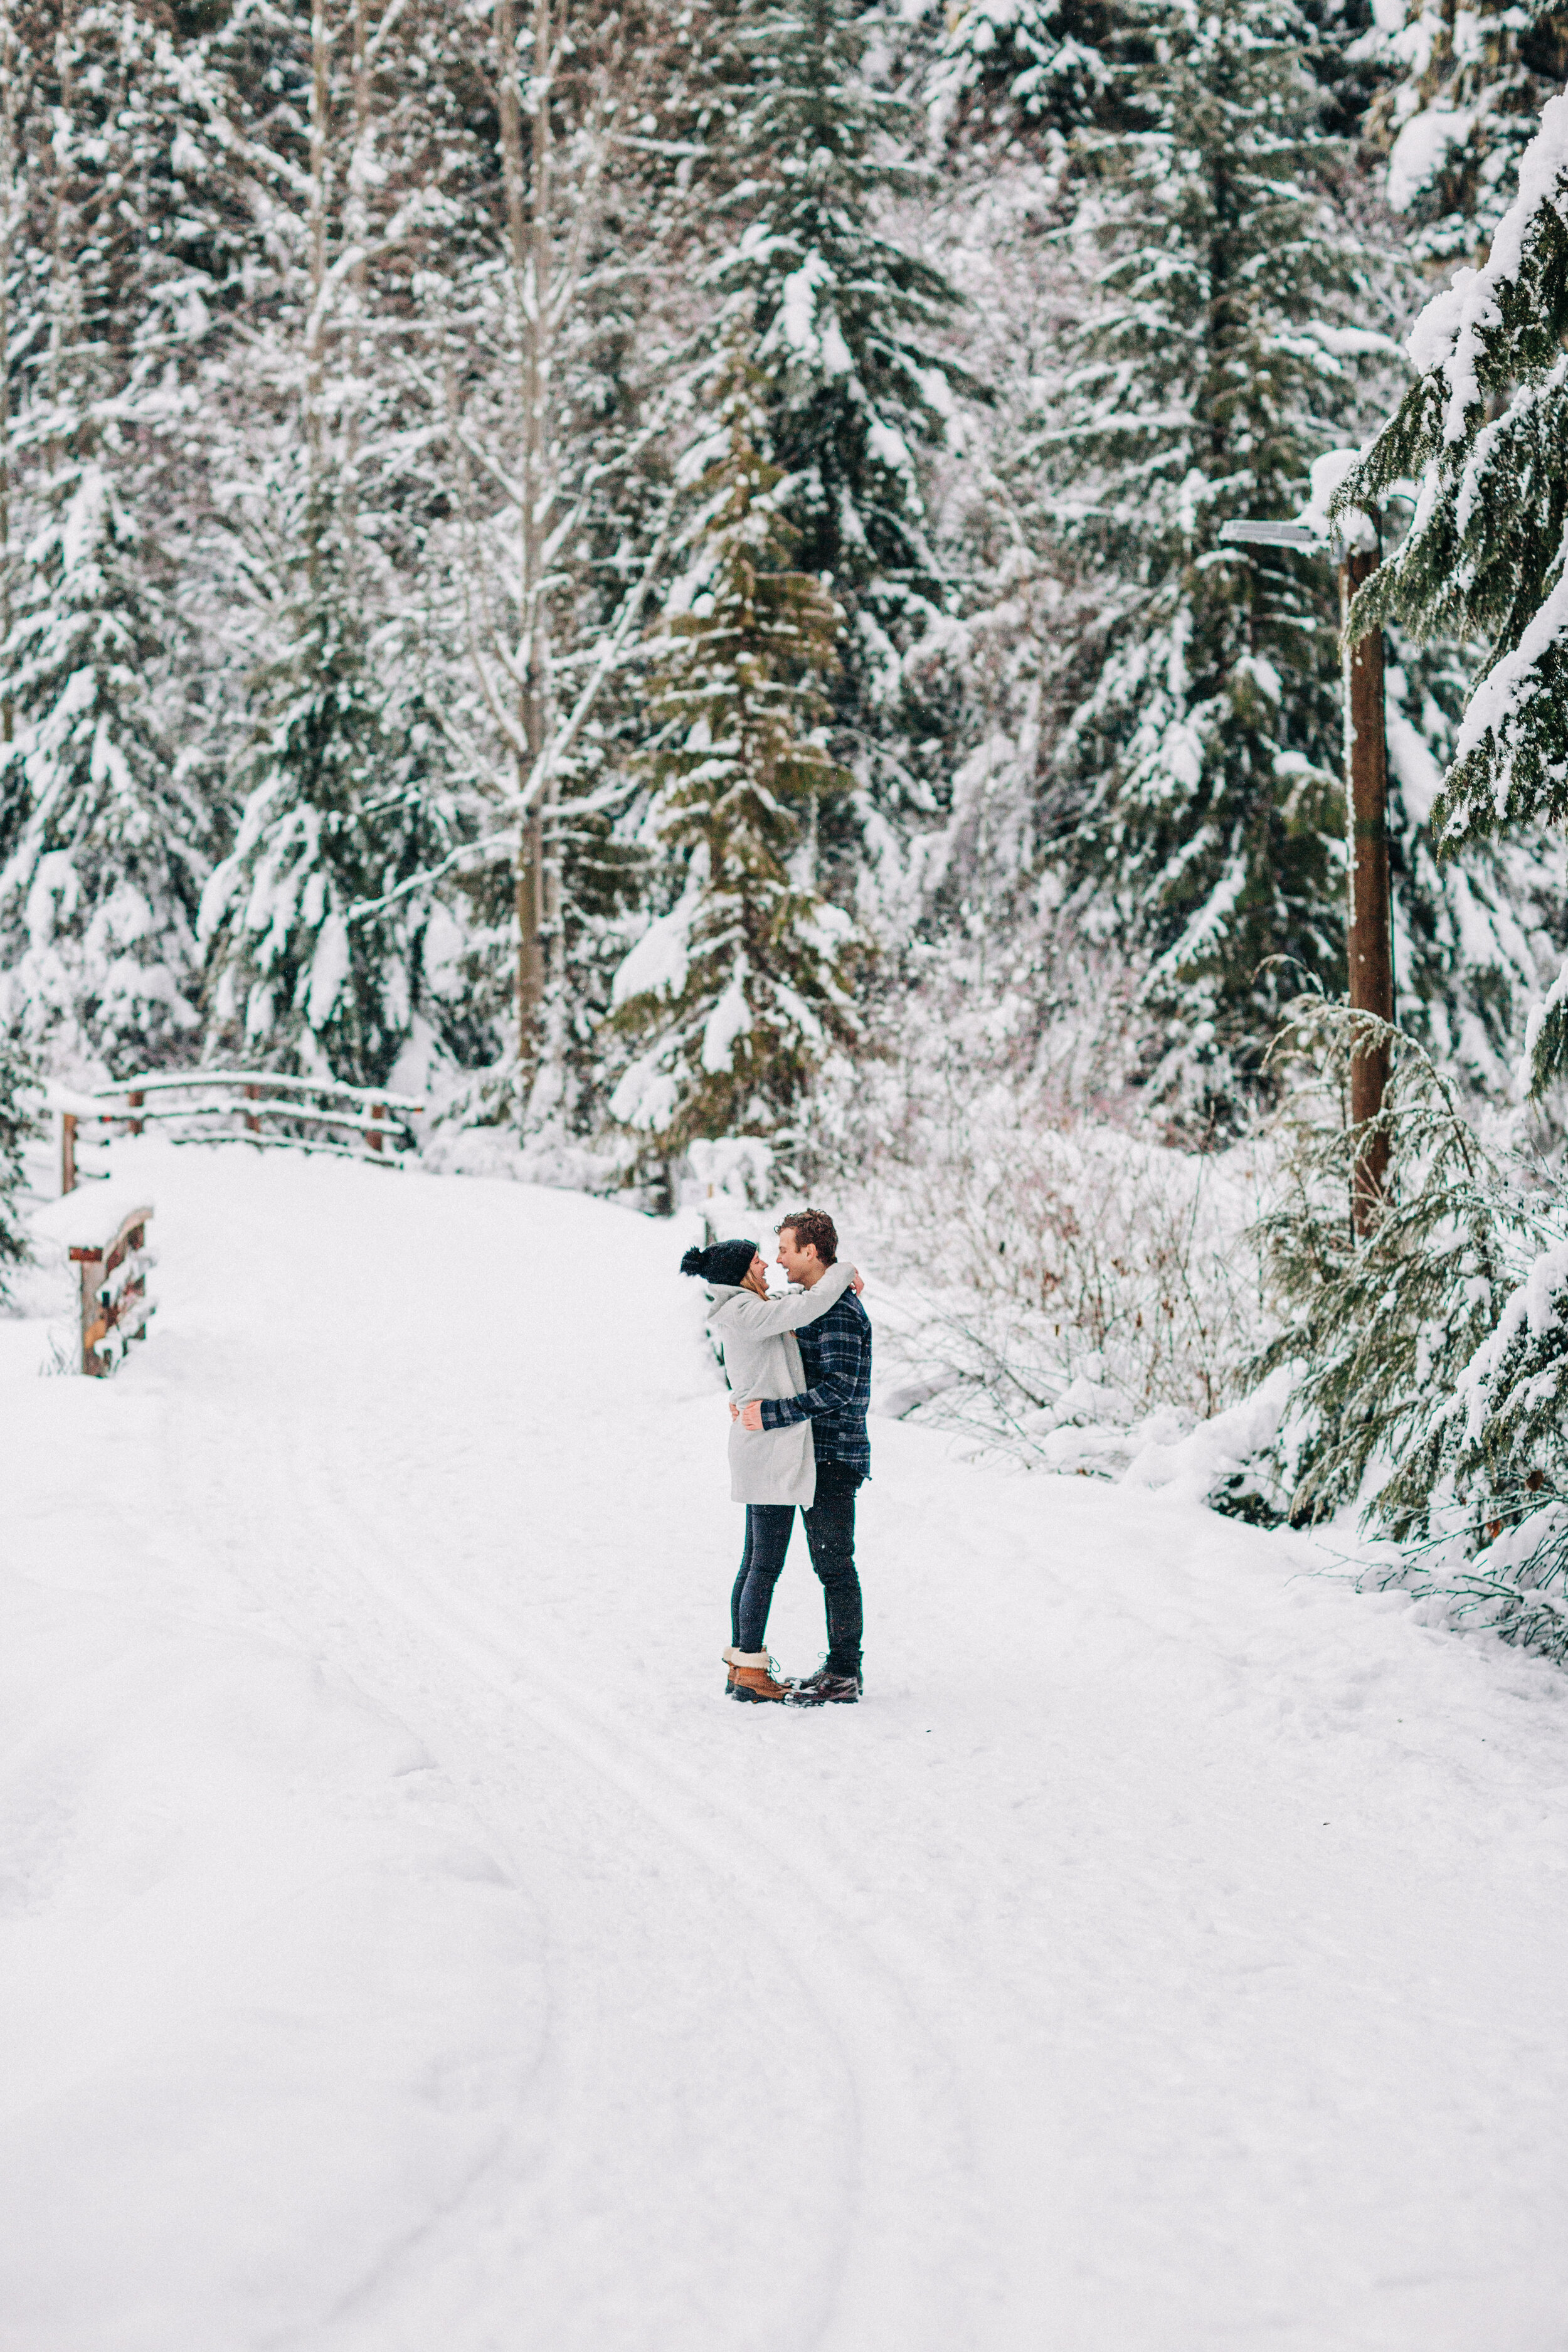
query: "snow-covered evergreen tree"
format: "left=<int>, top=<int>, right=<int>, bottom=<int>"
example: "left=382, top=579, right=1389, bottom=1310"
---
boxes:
left=929, top=0, right=1126, bottom=163
left=1380, top=638, right=1567, bottom=1099
left=0, top=0, right=231, bottom=1079
left=610, top=351, right=858, bottom=1154
left=714, top=0, right=965, bottom=828
left=1254, top=993, right=1568, bottom=1666
left=0, top=1025, right=38, bottom=1297
left=199, top=474, right=444, bottom=1087
left=1365, top=0, right=1568, bottom=269
left=1340, top=93, right=1568, bottom=1089
left=1045, top=0, right=1387, bottom=1120
left=0, top=456, right=208, bottom=1073
left=1428, top=1229, right=1568, bottom=1662
left=1252, top=998, right=1522, bottom=1527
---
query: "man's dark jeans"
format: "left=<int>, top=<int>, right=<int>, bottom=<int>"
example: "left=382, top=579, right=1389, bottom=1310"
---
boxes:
left=731, top=1462, right=864, bottom=1676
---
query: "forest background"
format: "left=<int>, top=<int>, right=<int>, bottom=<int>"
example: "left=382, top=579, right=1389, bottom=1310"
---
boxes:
left=12, top=0, right=1568, bottom=1650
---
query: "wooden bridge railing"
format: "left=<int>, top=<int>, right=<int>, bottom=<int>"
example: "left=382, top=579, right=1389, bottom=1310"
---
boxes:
left=68, top=1200, right=156, bottom=1376
left=59, top=1071, right=423, bottom=1194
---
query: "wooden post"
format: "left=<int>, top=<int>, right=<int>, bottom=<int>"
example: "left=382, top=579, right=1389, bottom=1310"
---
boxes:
left=517, top=801, right=547, bottom=1076
left=122, top=1219, right=147, bottom=1353
left=70, top=1208, right=152, bottom=1375
left=368, top=1101, right=386, bottom=1154
left=1342, top=519, right=1394, bottom=1237
left=77, top=1244, right=100, bottom=1374
left=245, top=1081, right=260, bottom=1135
left=127, top=1088, right=144, bottom=1137
left=61, top=1111, right=76, bottom=1196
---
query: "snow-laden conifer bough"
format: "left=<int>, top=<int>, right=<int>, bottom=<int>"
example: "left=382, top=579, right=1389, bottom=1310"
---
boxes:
left=1335, top=91, right=1568, bottom=1093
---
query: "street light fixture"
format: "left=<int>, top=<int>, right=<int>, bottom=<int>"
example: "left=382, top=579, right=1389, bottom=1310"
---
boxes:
left=1219, top=510, right=1392, bottom=1232
left=1217, top=521, right=1322, bottom=549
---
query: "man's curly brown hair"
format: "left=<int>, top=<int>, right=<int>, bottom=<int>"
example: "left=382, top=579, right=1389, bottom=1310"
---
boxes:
left=777, top=1207, right=837, bottom=1266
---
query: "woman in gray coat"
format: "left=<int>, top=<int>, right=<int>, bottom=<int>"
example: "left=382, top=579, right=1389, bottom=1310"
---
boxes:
left=681, top=1236, right=858, bottom=1704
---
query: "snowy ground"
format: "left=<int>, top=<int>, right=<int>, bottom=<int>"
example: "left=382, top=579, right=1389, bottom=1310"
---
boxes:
left=3, top=1140, right=1568, bottom=2352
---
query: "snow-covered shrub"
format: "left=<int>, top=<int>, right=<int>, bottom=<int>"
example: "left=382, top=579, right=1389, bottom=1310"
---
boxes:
left=813, top=995, right=1271, bottom=1470
left=683, top=1136, right=776, bottom=1215
left=1121, top=1367, right=1296, bottom=1521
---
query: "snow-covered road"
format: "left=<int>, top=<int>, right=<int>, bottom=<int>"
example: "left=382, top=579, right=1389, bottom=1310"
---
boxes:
left=4, top=1143, right=1568, bottom=2352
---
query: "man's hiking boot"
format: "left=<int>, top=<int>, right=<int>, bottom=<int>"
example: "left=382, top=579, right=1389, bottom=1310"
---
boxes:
left=723, top=1648, right=793, bottom=1704
left=787, top=1665, right=862, bottom=1705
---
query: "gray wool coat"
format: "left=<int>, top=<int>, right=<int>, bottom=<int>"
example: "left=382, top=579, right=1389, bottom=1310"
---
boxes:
left=705, top=1259, right=856, bottom=1507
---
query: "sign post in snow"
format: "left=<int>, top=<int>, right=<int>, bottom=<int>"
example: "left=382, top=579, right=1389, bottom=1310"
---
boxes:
left=1221, top=511, right=1392, bottom=1234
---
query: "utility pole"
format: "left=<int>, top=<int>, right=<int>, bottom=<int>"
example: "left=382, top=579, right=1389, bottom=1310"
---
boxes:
left=1221, top=512, right=1394, bottom=1234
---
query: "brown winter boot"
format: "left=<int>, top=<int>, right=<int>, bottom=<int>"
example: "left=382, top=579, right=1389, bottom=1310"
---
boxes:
left=722, top=1648, right=792, bottom=1704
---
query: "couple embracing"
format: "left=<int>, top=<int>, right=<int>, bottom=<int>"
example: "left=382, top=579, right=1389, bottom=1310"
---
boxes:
left=680, top=1208, right=870, bottom=1708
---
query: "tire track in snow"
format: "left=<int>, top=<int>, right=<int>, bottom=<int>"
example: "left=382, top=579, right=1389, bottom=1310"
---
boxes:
left=270, top=1385, right=990, bottom=2352
left=144, top=1158, right=992, bottom=2349
left=160, top=1326, right=982, bottom=2349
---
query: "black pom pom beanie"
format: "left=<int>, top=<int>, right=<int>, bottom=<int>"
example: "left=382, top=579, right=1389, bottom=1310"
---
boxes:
left=679, top=1238, right=758, bottom=1288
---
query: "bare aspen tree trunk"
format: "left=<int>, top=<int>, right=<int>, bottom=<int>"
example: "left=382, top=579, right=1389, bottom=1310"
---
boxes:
left=527, top=0, right=561, bottom=1048
left=342, top=0, right=371, bottom=586
left=0, top=0, right=20, bottom=744
left=494, top=0, right=557, bottom=1076
left=46, top=0, right=80, bottom=443
left=305, top=0, right=332, bottom=500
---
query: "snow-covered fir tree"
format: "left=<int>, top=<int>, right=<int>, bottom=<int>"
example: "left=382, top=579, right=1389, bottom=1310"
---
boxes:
left=610, top=350, right=858, bottom=1155
left=0, top=455, right=208, bottom=1074
left=1251, top=997, right=1521, bottom=1528
left=0, top=1025, right=38, bottom=1297
left=714, top=0, right=965, bottom=835
left=928, top=0, right=1126, bottom=165
left=0, top=0, right=227, bottom=1079
left=1340, top=92, right=1568, bottom=1088
left=199, top=475, right=444, bottom=1088
left=1380, top=637, right=1567, bottom=1100
left=1044, top=0, right=1387, bottom=1121
left=1365, top=0, right=1568, bottom=269
left=1427, top=1226, right=1568, bottom=1664
left=1254, top=992, right=1568, bottom=1665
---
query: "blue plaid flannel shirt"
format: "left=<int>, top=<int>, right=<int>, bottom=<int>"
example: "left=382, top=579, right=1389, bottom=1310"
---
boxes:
left=759, top=1285, right=872, bottom=1477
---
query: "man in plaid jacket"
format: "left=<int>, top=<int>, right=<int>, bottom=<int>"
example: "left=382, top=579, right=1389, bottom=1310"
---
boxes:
left=733, top=1207, right=870, bottom=1702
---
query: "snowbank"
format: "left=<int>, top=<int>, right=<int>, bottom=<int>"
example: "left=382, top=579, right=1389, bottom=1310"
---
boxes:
left=4, top=1138, right=1568, bottom=2348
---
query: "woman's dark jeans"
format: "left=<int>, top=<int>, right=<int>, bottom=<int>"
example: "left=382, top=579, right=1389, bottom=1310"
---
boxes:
left=730, top=1461, right=864, bottom=1675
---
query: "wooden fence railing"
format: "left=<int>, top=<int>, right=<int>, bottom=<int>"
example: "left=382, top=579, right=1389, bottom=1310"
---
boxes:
left=59, top=1071, right=423, bottom=1194
left=69, top=1200, right=156, bottom=1375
